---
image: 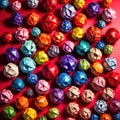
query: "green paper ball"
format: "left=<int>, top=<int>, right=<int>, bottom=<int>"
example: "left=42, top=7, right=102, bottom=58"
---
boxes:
left=3, top=106, right=16, bottom=119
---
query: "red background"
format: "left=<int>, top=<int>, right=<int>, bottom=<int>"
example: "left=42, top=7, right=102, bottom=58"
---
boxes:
left=0, top=0, right=120, bottom=120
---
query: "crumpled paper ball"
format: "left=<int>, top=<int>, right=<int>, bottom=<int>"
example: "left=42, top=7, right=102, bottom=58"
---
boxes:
left=21, top=40, right=36, bottom=56
left=0, top=89, right=13, bottom=103
left=34, top=51, right=49, bottom=65
left=3, top=63, right=19, bottom=78
left=19, top=57, right=36, bottom=74
left=60, top=3, right=76, bottom=19
left=27, top=0, right=39, bottom=8
left=15, top=27, right=29, bottom=41
left=60, top=54, right=77, bottom=73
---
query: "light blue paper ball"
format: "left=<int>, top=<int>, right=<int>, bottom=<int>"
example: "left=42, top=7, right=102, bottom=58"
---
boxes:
left=19, top=57, right=36, bottom=74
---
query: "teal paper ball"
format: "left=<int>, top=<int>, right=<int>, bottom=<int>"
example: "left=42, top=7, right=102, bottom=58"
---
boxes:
left=12, top=78, right=25, bottom=91
left=21, top=40, right=36, bottom=56
left=76, top=40, right=90, bottom=56
left=31, top=27, right=41, bottom=37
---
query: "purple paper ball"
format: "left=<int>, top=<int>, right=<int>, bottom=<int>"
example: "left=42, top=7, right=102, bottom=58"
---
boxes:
left=26, top=88, right=34, bottom=97
left=109, top=99, right=120, bottom=112
left=60, top=3, right=76, bottom=19
left=60, top=54, right=77, bottom=73
left=5, top=47, right=20, bottom=62
left=47, top=45, right=60, bottom=58
left=86, top=2, right=100, bottom=17
left=50, top=88, right=64, bottom=104
left=11, top=12, right=23, bottom=26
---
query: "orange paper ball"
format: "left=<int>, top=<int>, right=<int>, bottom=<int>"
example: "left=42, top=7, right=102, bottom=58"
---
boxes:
left=91, top=62, right=103, bottom=76
left=15, top=96, right=29, bottom=110
left=26, top=12, right=40, bottom=26
left=100, top=113, right=112, bottom=120
left=35, top=33, right=51, bottom=48
left=52, top=31, right=65, bottom=44
left=103, top=0, right=112, bottom=7
left=35, top=96, right=48, bottom=110
left=74, top=13, right=87, bottom=27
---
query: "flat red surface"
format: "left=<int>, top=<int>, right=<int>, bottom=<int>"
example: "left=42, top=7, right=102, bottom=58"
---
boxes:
left=0, top=0, right=120, bottom=120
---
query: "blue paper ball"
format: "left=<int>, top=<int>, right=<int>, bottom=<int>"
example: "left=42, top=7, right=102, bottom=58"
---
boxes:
left=27, top=73, right=38, bottom=85
left=114, top=114, right=120, bottom=120
left=97, top=20, right=106, bottom=29
left=94, top=100, right=108, bottom=114
left=31, top=27, right=41, bottom=37
left=90, top=114, right=99, bottom=120
left=60, top=20, right=72, bottom=33
left=11, top=12, right=23, bottom=26
left=96, top=41, right=105, bottom=50
left=56, top=73, right=72, bottom=88
left=19, top=57, right=36, bottom=74
left=76, top=40, right=90, bottom=56
left=12, top=78, right=25, bottom=91
left=73, top=71, right=88, bottom=86
left=0, top=0, right=9, bottom=8
left=103, top=57, right=117, bottom=71
left=21, top=40, right=36, bottom=56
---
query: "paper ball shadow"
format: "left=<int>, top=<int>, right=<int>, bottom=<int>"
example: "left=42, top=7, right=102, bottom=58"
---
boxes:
left=3, top=18, right=16, bottom=28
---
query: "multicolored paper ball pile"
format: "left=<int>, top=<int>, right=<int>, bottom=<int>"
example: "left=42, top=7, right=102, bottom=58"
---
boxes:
left=0, top=0, right=120, bottom=120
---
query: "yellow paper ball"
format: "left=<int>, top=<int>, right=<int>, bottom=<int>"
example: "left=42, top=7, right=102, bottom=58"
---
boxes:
left=74, top=0, right=85, bottom=9
left=72, top=27, right=84, bottom=40
left=34, top=51, right=49, bottom=65
left=23, top=108, right=37, bottom=120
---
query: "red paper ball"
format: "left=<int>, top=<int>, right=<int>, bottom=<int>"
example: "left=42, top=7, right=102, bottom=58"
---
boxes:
left=107, top=72, right=120, bottom=87
left=42, top=63, right=59, bottom=80
left=60, top=0, right=71, bottom=4
left=86, top=26, right=102, bottom=43
left=2, top=32, right=13, bottom=43
left=41, top=14, right=59, bottom=32
left=105, top=28, right=120, bottom=44
left=44, top=0, right=58, bottom=11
